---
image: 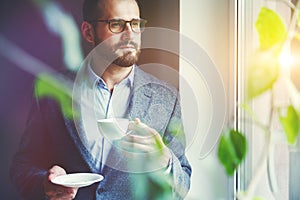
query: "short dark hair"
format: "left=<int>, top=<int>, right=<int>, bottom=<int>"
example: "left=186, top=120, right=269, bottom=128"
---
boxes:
left=82, top=0, right=101, bottom=21
left=82, top=0, right=139, bottom=21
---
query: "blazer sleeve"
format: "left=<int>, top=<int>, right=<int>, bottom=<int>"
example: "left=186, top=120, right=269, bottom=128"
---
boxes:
left=163, top=93, right=192, bottom=199
left=10, top=97, right=53, bottom=200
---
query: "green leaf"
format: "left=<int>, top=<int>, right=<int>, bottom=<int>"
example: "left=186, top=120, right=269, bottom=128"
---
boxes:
left=279, top=105, right=300, bottom=145
left=297, top=12, right=300, bottom=27
left=248, top=7, right=286, bottom=99
left=131, top=172, right=173, bottom=200
left=253, top=197, right=265, bottom=200
left=218, top=129, right=247, bottom=176
left=286, top=79, right=300, bottom=114
left=255, top=7, right=287, bottom=50
left=34, top=73, right=78, bottom=119
left=247, top=49, right=280, bottom=99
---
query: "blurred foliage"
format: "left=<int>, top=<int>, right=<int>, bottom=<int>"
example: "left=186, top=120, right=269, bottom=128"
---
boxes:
left=247, top=47, right=280, bottom=100
left=218, top=129, right=247, bottom=176
left=252, top=197, right=265, bottom=200
left=218, top=4, right=300, bottom=199
left=31, top=0, right=83, bottom=71
left=131, top=172, right=173, bottom=200
left=248, top=7, right=286, bottom=100
left=255, top=7, right=287, bottom=51
left=279, top=105, right=299, bottom=145
left=34, top=73, right=78, bottom=119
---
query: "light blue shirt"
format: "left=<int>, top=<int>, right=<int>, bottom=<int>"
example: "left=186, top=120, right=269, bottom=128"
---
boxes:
left=86, top=65, right=134, bottom=171
left=79, top=64, right=171, bottom=173
left=93, top=71, right=133, bottom=120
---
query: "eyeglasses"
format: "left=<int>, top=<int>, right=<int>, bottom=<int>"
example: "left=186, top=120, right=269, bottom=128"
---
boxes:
left=88, top=18, right=147, bottom=33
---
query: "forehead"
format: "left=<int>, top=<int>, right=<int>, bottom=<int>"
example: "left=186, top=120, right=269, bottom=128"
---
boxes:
left=100, top=0, right=140, bottom=20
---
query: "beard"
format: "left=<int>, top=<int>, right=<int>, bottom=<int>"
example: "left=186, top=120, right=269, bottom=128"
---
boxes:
left=112, top=41, right=141, bottom=67
left=112, top=49, right=141, bottom=67
left=94, top=37, right=141, bottom=67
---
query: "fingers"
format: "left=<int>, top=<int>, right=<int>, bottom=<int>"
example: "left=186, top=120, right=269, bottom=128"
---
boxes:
left=122, top=134, right=148, bottom=144
left=115, top=135, right=166, bottom=154
left=44, top=165, right=78, bottom=200
left=45, top=184, right=77, bottom=200
left=114, top=139, right=152, bottom=153
left=48, top=190, right=76, bottom=200
left=47, top=186, right=77, bottom=199
left=118, top=118, right=167, bottom=152
left=124, top=129, right=164, bottom=145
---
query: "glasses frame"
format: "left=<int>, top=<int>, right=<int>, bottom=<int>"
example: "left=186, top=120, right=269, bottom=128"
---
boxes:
left=88, top=18, right=147, bottom=33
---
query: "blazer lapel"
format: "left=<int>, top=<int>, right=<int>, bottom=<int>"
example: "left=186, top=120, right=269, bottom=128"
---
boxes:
left=64, top=116, right=103, bottom=173
left=128, top=67, right=173, bottom=133
left=128, top=86, right=152, bottom=123
left=128, top=67, right=153, bottom=122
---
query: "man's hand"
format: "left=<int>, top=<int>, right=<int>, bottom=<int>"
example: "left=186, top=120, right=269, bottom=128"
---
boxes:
left=114, top=118, right=171, bottom=171
left=44, top=165, right=78, bottom=200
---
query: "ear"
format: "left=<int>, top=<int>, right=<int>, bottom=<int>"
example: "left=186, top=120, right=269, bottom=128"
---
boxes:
left=81, top=21, right=95, bottom=45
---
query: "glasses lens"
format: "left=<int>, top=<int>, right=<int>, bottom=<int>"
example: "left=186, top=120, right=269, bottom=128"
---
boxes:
left=109, top=20, right=125, bottom=33
left=108, top=19, right=147, bottom=33
left=131, top=19, right=146, bottom=33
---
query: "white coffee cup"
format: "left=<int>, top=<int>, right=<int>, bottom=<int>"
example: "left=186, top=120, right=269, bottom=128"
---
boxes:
left=97, top=118, right=130, bottom=140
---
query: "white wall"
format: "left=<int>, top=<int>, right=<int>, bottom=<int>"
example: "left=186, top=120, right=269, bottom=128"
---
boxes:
left=180, top=0, right=234, bottom=199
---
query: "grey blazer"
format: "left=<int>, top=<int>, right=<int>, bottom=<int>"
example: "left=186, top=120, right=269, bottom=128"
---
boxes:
left=10, top=67, right=191, bottom=200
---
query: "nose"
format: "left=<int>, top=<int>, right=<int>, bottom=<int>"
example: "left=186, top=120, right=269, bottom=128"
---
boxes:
left=124, top=21, right=133, bottom=31
left=121, top=22, right=135, bottom=40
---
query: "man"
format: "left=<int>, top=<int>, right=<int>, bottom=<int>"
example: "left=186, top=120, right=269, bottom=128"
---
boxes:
left=10, top=0, right=191, bottom=199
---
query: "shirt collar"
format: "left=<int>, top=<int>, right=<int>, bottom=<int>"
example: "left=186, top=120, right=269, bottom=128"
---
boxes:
left=88, top=64, right=135, bottom=89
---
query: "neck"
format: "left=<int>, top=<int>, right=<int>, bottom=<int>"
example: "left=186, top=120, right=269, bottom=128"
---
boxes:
left=101, top=64, right=133, bottom=91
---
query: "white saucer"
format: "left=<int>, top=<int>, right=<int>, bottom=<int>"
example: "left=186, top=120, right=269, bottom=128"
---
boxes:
left=51, top=173, right=104, bottom=188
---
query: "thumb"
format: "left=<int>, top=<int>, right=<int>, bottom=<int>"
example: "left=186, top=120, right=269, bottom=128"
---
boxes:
left=48, top=165, right=67, bottom=180
left=128, top=118, right=156, bottom=136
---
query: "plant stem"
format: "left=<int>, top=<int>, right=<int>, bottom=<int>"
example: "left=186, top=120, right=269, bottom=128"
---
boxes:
left=283, top=0, right=300, bottom=46
left=280, top=0, right=297, bottom=11
left=238, top=129, right=271, bottom=200
left=241, top=103, right=269, bottom=131
left=239, top=1, right=300, bottom=199
left=238, top=90, right=275, bottom=200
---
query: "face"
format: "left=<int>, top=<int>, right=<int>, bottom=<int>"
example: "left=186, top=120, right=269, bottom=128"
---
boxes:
left=92, top=0, right=141, bottom=67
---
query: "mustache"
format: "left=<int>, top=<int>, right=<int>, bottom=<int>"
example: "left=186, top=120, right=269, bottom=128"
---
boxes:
left=114, top=41, right=139, bottom=50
